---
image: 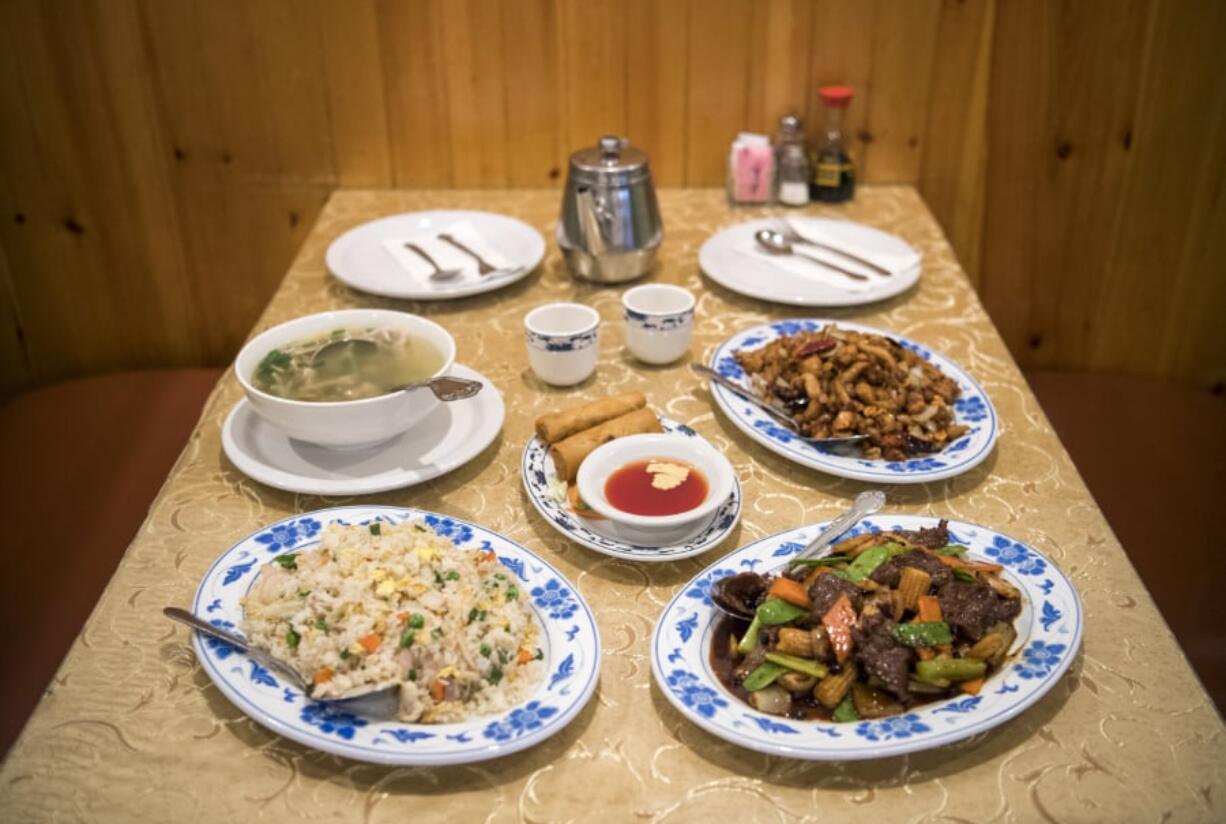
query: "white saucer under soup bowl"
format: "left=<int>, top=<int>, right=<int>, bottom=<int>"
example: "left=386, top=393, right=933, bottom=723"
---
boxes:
left=235, top=309, right=456, bottom=450
left=575, top=433, right=735, bottom=547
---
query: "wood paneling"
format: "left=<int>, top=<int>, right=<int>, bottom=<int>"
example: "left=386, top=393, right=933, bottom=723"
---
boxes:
left=981, top=0, right=1226, bottom=388
left=0, top=0, right=1223, bottom=399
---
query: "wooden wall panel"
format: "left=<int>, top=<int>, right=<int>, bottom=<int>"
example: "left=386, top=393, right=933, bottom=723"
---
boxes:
left=981, top=0, right=1226, bottom=388
left=0, top=0, right=1223, bottom=399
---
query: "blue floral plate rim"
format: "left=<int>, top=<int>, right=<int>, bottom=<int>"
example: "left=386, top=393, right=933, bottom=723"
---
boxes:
left=191, top=505, right=600, bottom=766
left=706, top=319, right=999, bottom=484
left=651, top=514, right=1083, bottom=761
left=520, top=416, right=742, bottom=562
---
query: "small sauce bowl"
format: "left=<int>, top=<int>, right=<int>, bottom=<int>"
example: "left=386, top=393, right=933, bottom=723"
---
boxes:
left=576, top=433, right=735, bottom=547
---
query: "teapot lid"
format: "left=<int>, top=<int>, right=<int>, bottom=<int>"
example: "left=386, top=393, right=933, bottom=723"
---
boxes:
left=568, top=135, right=651, bottom=184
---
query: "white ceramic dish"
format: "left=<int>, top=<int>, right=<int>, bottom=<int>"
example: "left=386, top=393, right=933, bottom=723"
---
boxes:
left=521, top=417, right=742, bottom=562
left=706, top=319, right=998, bottom=484
left=235, top=309, right=456, bottom=450
left=326, top=210, right=545, bottom=301
left=652, top=515, right=1082, bottom=760
left=622, top=284, right=695, bottom=365
left=222, top=364, right=503, bottom=496
left=190, top=505, right=600, bottom=766
left=575, top=433, right=736, bottom=547
left=524, top=303, right=601, bottom=386
left=699, top=217, right=921, bottom=307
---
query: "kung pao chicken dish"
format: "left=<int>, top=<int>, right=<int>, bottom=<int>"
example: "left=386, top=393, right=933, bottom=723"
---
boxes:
left=710, top=521, right=1021, bottom=722
left=734, top=325, right=969, bottom=460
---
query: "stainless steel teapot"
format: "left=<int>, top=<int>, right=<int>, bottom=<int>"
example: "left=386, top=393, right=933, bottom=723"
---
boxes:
left=557, top=135, right=663, bottom=283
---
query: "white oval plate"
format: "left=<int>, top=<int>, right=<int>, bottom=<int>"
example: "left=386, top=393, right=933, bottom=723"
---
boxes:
left=326, top=210, right=545, bottom=300
left=699, top=218, right=921, bottom=307
left=521, top=417, right=742, bottom=562
left=652, top=515, right=1082, bottom=760
left=191, top=506, right=600, bottom=765
left=222, top=365, right=504, bottom=496
left=707, top=319, right=998, bottom=483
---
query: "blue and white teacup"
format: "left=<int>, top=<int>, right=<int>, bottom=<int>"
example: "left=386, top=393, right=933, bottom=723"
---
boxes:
left=622, top=284, right=695, bottom=365
left=524, top=302, right=601, bottom=386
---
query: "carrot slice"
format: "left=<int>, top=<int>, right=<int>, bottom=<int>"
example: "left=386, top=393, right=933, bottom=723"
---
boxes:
left=313, top=667, right=334, bottom=685
left=517, top=648, right=535, bottom=666
left=916, top=594, right=943, bottom=623
left=398, top=611, right=410, bottom=624
left=358, top=633, right=381, bottom=653
left=961, top=678, right=985, bottom=695
left=821, top=592, right=856, bottom=663
left=430, top=679, right=447, bottom=702
left=480, top=550, right=497, bottom=563
left=767, top=576, right=812, bottom=609
left=801, top=566, right=833, bottom=588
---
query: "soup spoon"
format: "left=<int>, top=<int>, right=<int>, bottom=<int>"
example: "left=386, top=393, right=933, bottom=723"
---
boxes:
left=754, top=229, right=869, bottom=282
left=163, top=607, right=400, bottom=716
left=308, top=339, right=484, bottom=401
left=709, top=489, right=887, bottom=620
left=690, top=363, right=867, bottom=447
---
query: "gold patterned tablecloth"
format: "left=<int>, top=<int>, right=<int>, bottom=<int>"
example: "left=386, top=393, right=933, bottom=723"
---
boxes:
left=3, top=188, right=1223, bottom=822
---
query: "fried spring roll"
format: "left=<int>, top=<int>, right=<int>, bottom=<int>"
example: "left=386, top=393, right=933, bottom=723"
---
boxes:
left=534, top=392, right=647, bottom=444
left=549, top=407, right=662, bottom=481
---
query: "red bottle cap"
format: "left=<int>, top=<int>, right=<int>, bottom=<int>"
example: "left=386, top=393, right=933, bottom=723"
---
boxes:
left=820, top=85, right=854, bottom=108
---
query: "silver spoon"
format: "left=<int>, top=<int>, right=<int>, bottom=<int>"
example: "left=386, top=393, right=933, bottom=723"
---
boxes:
left=405, top=241, right=463, bottom=281
left=754, top=229, right=869, bottom=282
left=163, top=606, right=400, bottom=716
left=709, top=489, right=887, bottom=620
left=690, top=363, right=867, bottom=447
left=769, top=221, right=893, bottom=276
left=310, top=339, right=484, bottom=401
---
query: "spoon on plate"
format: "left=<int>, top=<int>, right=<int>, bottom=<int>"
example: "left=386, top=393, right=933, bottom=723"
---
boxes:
left=690, top=363, right=867, bottom=448
left=163, top=606, right=401, bottom=715
left=709, top=489, right=887, bottom=620
left=405, top=242, right=463, bottom=281
left=754, top=229, right=869, bottom=282
left=309, top=339, right=484, bottom=401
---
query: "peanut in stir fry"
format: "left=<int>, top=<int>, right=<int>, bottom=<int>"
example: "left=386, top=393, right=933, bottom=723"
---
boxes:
left=734, top=326, right=969, bottom=460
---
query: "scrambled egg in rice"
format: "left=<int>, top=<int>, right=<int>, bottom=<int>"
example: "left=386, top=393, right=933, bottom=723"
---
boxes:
left=242, top=519, right=543, bottom=723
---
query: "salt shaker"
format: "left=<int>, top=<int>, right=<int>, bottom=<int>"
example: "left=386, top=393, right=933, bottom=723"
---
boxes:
left=774, top=114, right=811, bottom=206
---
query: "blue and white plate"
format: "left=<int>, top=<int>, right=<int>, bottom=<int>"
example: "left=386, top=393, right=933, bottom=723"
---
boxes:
left=191, top=505, right=600, bottom=766
left=521, top=417, right=742, bottom=562
left=706, top=319, right=998, bottom=483
left=652, top=515, right=1081, bottom=760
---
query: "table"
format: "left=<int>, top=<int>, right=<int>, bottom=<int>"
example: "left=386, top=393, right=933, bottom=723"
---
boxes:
left=3, top=188, right=1223, bottom=822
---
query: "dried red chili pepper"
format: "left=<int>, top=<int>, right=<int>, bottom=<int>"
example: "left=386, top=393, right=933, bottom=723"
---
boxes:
left=794, top=337, right=836, bottom=358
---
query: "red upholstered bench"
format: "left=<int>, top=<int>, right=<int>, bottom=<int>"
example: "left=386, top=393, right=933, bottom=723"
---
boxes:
left=1025, top=369, right=1226, bottom=716
left=0, top=368, right=222, bottom=756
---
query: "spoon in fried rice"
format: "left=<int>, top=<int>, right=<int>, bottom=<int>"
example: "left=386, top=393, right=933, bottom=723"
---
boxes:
left=164, top=606, right=401, bottom=716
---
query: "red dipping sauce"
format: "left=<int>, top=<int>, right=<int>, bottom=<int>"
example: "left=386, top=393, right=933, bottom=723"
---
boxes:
left=604, top=458, right=708, bottom=517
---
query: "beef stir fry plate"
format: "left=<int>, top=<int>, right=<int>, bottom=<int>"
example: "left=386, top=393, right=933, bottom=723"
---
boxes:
left=734, top=325, right=969, bottom=460
left=711, top=520, right=1021, bottom=722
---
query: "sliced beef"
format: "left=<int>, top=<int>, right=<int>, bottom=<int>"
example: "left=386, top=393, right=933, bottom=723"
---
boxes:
left=735, top=644, right=768, bottom=680
left=808, top=573, right=863, bottom=621
left=712, top=572, right=769, bottom=617
left=870, top=549, right=953, bottom=589
left=852, top=613, right=914, bottom=702
left=895, top=519, right=950, bottom=549
left=938, top=580, right=1022, bottom=642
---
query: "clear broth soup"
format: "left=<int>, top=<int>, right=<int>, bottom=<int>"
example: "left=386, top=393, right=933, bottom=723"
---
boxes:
left=253, top=326, right=445, bottom=402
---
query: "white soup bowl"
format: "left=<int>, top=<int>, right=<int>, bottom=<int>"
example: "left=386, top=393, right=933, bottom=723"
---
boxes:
left=235, top=309, right=456, bottom=450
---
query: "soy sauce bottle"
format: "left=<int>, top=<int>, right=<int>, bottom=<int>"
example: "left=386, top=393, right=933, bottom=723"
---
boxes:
left=810, top=85, right=855, bottom=203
